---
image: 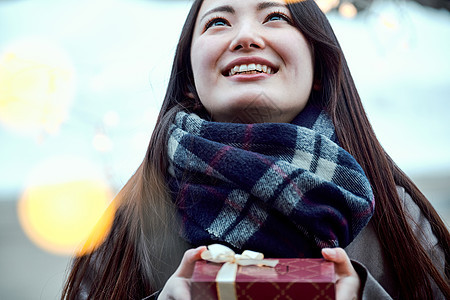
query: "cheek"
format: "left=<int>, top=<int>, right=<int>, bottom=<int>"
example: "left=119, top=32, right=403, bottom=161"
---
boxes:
left=190, top=45, right=204, bottom=81
left=190, top=42, right=215, bottom=109
left=278, top=33, right=313, bottom=77
left=191, top=39, right=220, bottom=77
left=193, top=32, right=232, bottom=70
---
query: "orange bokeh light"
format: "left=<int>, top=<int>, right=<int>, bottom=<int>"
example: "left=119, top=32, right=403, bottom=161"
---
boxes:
left=18, top=179, right=115, bottom=256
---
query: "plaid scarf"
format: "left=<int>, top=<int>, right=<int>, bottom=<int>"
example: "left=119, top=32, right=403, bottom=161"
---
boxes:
left=167, top=105, right=374, bottom=258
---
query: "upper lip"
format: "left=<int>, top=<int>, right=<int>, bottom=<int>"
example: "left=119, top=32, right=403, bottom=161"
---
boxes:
left=222, top=56, right=279, bottom=76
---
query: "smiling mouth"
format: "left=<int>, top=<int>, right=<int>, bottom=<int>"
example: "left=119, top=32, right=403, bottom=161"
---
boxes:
left=224, top=63, right=278, bottom=77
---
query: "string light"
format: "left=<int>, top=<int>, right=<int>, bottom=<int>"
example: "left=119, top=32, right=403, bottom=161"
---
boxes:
left=93, top=132, right=113, bottom=152
left=339, top=2, right=358, bottom=19
left=285, top=0, right=307, bottom=3
left=314, top=0, right=340, bottom=13
left=0, top=38, right=75, bottom=137
left=380, top=14, right=399, bottom=30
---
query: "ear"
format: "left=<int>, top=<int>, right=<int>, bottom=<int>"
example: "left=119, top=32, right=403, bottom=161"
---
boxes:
left=183, top=89, right=204, bottom=111
left=185, top=91, right=195, bottom=99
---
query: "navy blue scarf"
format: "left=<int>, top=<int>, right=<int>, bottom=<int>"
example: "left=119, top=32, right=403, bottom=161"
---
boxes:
left=167, top=105, right=374, bottom=258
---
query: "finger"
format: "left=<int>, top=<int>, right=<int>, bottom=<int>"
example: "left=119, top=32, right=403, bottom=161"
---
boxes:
left=322, top=248, right=360, bottom=300
left=159, top=277, right=191, bottom=300
left=321, top=247, right=355, bottom=277
left=174, top=246, right=207, bottom=278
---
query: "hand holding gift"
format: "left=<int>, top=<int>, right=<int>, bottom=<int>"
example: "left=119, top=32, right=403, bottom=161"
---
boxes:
left=159, top=245, right=361, bottom=300
left=158, top=246, right=207, bottom=300
left=322, top=248, right=361, bottom=300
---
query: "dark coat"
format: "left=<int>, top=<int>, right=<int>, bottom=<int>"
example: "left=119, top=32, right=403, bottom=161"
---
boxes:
left=346, top=186, right=445, bottom=299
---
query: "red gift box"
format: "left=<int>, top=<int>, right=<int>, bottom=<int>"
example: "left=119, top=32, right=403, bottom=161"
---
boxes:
left=191, top=258, right=336, bottom=300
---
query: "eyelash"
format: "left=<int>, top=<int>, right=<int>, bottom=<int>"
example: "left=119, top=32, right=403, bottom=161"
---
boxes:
left=204, top=16, right=231, bottom=31
left=203, top=11, right=292, bottom=32
left=264, top=11, right=292, bottom=24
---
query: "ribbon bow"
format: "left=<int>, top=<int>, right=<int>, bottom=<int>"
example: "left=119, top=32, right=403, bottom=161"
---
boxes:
left=201, top=244, right=279, bottom=300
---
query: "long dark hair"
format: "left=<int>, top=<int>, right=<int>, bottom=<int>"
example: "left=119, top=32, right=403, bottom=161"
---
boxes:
left=62, top=1, right=449, bottom=299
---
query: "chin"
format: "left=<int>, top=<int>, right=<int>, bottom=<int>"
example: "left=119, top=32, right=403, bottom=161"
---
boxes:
left=210, top=105, right=285, bottom=124
left=204, top=91, right=290, bottom=123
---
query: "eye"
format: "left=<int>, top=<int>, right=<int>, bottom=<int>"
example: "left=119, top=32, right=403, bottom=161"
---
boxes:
left=204, top=17, right=231, bottom=31
left=265, top=12, right=292, bottom=24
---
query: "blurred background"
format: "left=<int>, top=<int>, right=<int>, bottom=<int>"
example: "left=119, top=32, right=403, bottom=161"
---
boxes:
left=0, top=0, right=449, bottom=298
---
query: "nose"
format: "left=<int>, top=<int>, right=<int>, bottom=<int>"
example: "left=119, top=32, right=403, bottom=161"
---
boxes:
left=229, top=23, right=265, bottom=51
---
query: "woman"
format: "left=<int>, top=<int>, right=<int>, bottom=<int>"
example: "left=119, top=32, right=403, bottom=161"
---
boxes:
left=62, top=0, right=449, bottom=299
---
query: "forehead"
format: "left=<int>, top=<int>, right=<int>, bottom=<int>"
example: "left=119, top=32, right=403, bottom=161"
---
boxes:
left=198, top=0, right=289, bottom=13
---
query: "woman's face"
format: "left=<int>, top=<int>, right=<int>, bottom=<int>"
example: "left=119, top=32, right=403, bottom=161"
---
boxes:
left=190, top=0, right=314, bottom=123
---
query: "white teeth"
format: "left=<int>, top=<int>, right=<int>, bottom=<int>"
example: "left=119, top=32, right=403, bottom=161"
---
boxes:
left=230, top=66, right=239, bottom=76
left=228, top=63, right=274, bottom=76
left=239, top=65, right=248, bottom=72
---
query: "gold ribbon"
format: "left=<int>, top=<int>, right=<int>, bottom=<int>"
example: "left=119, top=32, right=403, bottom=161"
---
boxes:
left=201, top=244, right=279, bottom=300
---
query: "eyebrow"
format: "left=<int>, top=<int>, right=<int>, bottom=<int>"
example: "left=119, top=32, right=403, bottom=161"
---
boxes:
left=200, top=5, right=235, bottom=23
left=200, top=2, right=288, bottom=23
